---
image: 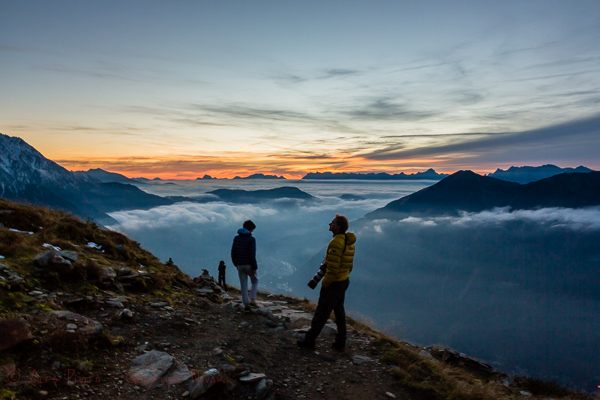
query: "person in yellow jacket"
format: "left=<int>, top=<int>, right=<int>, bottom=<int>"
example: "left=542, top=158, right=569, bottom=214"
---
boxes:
left=298, top=213, right=356, bottom=350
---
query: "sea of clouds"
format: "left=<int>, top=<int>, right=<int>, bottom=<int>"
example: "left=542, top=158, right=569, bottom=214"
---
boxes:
left=108, top=179, right=600, bottom=391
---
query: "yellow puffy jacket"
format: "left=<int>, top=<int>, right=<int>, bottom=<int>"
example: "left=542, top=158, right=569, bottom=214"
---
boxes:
left=322, top=232, right=356, bottom=288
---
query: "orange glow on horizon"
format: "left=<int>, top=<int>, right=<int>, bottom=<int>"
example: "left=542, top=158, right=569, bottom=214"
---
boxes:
left=54, top=154, right=498, bottom=180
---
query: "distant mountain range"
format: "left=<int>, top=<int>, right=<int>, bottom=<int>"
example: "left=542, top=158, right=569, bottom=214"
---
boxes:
left=367, top=170, right=600, bottom=219
left=4, top=132, right=599, bottom=223
left=303, top=168, right=448, bottom=180
left=487, top=164, right=594, bottom=184
left=196, top=173, right=286, bottom=180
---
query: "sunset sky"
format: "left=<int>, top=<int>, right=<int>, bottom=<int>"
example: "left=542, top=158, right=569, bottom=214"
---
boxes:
left=2, top=1, right=600, bottom=179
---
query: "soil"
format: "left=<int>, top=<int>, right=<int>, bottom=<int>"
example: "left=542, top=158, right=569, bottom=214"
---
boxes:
left=4, top=285, right=412, bottom=400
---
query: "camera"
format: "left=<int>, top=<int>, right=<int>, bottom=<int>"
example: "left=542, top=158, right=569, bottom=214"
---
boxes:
left=307, top=261, right=327, bottom=289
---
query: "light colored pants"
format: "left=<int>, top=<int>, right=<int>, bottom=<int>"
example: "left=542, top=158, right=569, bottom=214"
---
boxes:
left=237, top=265, right=258, bottom=306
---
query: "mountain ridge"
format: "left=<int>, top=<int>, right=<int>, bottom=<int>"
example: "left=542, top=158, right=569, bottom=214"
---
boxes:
left=487, top=164, right=595, bottom=184
left=303, top=168, right=448, bottom=180
left=368, top=170, right=600, bottom=219
left=0, top=133, right=176, bottom=225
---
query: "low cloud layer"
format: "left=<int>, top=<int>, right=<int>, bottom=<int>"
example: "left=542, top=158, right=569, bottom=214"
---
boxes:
left=107, top=181, right=600, bottom=390
left=364, top=206, right=600, bottom=233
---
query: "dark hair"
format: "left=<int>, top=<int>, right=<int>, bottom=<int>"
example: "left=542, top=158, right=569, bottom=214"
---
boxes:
left=334, top=214, right=349, bottom=233
left=243, top=220, right=256, bottom=231
left=219, top=260, right=225, bottom=266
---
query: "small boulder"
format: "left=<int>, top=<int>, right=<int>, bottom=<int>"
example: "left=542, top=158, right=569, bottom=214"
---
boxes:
left=0, top=318, right=33, bottom=351
left=58, top=250, right=78, bottom=263
left=188, top=368, right=220, bottom=398
left=128, top=350, right=174, bottom=389
left=34, top=250, right=73, bottom=274
left=98, top=267, right=117, bottom=282
left=239, top=373, right=266, bottom=383
left=352, top=355, right=375, bottom=365
left=47, top=311, right=103, bottom=335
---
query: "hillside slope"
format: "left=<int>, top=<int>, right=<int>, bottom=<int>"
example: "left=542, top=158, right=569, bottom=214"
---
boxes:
left=368, top=170, right=600, bottom=219
left=0, top=198, right=590, bottom=400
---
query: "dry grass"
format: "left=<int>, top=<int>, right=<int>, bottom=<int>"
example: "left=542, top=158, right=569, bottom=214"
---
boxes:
left=0, top=197, right=188, bottom=303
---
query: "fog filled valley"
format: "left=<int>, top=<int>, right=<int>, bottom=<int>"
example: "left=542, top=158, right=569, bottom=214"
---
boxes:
left=106, top=179, right=600, bottom=391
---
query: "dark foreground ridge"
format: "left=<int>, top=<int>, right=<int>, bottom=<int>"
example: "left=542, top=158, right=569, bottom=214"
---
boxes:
left=0, top=198, right=591, bottom=399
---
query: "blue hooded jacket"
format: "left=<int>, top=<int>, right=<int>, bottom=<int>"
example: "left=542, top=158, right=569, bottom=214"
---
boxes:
left=231, top=228, right=257, bottom=270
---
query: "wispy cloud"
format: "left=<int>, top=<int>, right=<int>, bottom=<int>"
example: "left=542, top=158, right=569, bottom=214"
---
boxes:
left=360, top=114, right=600, bottom=166
left=341, top=97, right=439, bottom=121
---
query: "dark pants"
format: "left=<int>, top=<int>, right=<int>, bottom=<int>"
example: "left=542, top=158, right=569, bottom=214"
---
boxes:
left=218, top=274, right=227, bottom=291
left=305, top=279, right=349, bottom=345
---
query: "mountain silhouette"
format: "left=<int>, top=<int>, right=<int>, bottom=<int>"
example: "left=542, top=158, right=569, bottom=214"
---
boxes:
left=367, top=170, right=600, bottom=219
left=0, top=133, right=174, bottom=224
left=303, top=168, right=448, bottom=180
left=487, top=164, right=594, bottom=184
left=207, top=187, right=314, bottom=203
left=73, top=168, right=139, bottom=184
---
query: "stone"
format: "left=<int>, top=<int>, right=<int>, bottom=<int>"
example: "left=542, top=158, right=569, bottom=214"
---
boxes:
left=1, top=267, right=24, bottom=286
left=386, top=392, right=396, bottom=398
left=66, top=323, right=77, bottom=330
left=188, top=368, right=219, bottom=399
left=239, top=373, right=266, bottom=383
left=277, top=309, right=313, bottom=323
left=352, top=355, right=375, bottom=365
left=320, top=323, right=338, bottom=336
left=419, top=349, right=438, bottom=363
left=120, top=309, right=134, bottom=318
left=150, top=302, right=169, bottom=307
left=34, top=250, right=73, bottom=274
left=107, top=300, right=125, bottom=308
left=0, top=318, right=34, bottom=351
left=58, top=250, right=78, bottom=263
left=255, top=378, right=269, bottom=399
left=163, top=360, right=192, bottom=387
left=47, top=311, right=103, bottom=335
left=117, top=267, right=133, bottom=276
left=128, top=350, right=174, bottom=389
left=137, top=343, right=153, bottom=352
left=99, top=267, right=117, bottom=281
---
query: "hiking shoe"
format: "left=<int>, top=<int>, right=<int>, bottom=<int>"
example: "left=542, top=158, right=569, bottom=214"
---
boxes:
left=248, top=302, right=259, bottom=309
left=297, top=339, right=315, bottom=349
left=244, top=305, right=252, bottom=313
left=332, top=342, right=345, bottom=351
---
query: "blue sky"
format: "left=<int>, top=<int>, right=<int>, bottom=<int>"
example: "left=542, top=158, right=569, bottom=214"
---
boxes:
left=1, top=1, right=599, bottom=178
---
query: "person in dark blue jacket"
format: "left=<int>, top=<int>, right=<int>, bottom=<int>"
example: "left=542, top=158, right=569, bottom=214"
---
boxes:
left=231, top=220, right=259, bottom=311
